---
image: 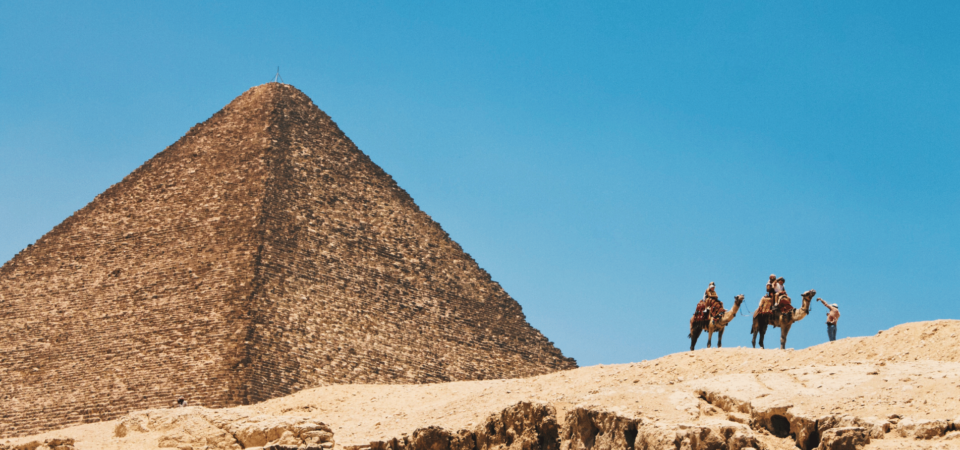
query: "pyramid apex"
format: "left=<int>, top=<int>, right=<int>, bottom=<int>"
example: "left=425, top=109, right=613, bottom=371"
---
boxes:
left=232, top=81, right=307, bottom=100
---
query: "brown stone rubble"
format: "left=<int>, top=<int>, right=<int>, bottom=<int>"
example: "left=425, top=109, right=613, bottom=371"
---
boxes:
left=0, top=83, right=575, bottom=438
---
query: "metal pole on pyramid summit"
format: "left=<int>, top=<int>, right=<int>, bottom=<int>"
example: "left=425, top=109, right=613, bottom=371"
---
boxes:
left=271, top=67, right=285, bottom=85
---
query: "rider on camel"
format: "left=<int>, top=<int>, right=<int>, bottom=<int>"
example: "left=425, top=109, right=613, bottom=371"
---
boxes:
left=692, top=282, right=721, bottom=327
left=774, top=277, right=792, bottom=314
left=704, top=282, right=719, bottom=302
left=754, top=274, right=777, bottom=318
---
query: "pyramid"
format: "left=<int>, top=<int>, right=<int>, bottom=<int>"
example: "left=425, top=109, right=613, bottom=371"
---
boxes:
left=0, top=83, right=576, bottom=437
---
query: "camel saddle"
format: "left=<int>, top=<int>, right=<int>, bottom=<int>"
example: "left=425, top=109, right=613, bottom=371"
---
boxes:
left=693, top=298, right=726, bottom=326
left=775, top=294, right=794, bottom=315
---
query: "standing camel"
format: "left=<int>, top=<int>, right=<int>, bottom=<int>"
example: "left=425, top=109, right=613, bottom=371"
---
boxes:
left=689, top=295, right=745, bottom=351
left=751, top=289, right=816, bottom=349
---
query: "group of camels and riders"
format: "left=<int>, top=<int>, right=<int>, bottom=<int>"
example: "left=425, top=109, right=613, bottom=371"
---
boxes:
left=688, top=274, right=818, bottom=350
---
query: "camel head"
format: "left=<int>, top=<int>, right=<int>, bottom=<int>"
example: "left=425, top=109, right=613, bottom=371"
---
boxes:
left=801, top=289, right=816, bottom=311
left=734, top=294, right=744, bottom=306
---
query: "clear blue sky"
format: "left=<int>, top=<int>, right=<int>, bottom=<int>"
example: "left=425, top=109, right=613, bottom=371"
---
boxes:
left=1, top=1, right=958, bottom=366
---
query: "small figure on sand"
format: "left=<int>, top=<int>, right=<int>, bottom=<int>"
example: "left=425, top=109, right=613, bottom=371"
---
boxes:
left=818, top=298, right=840, bottom=341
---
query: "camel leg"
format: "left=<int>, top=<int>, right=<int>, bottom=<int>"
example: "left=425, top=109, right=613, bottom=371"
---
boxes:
left=717, top=327, right=724, bottom=348
left=690, top=326, right=703, bottom=351
left=706, top=328, right=713, bottom=348
left=752, top=316, right=767, bottom=349
left=780, top=322, right=792, bottom=350
left=758, top=321, right=768, bottom=349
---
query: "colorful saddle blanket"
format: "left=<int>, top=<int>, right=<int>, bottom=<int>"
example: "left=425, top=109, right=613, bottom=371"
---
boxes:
left=776, top=295, right=794, bottom=315
left=693, top=299, right=726, bottom=325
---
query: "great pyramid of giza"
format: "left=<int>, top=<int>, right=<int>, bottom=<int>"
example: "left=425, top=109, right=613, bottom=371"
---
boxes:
left=0, top=83, right=576, bottom=438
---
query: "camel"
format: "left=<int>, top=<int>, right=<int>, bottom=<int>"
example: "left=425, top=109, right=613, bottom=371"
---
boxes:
left=751, top=289, right=816, bottom=349
left=689, top=294, right=745, bottom=351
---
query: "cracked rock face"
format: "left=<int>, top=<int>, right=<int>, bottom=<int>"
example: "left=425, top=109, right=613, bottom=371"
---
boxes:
left=818, top=427, right=869, bottom=450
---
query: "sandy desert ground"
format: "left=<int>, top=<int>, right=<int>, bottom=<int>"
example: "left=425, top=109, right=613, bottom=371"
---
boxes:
left=6, top=320, right=960, bottom=450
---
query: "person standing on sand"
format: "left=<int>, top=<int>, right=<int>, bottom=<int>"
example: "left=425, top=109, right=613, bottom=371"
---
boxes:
left=817, top=298, right=840, bottom=341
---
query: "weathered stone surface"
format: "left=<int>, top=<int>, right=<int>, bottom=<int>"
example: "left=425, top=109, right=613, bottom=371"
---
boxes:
left=362, top=403, right=760, bottom=450
left=361, top=403, right=557, bottom=450
left=560, top=407, right=639, bottom=450
left=225, top=415, right=333, bottom=449
left=0, top=439, right=74, bottom=450
left=475, top=402, right=559, bottom=450
left=635, top=423, right=721, bottom=450
left=110, top=408, right=333, bottom=450
left=0, top=83, right=575, bottom=438
left=896, top=418, right=953, bottom=439
left=816, top=427, right=869, bottom=450
left=817, top=415, right=891, bottom=442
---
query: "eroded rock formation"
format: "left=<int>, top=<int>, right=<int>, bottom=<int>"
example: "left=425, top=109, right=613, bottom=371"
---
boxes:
left=103, top=398, right=960, bottom=450
left=0, top=439, right=75, bottom=450
left=113, top=409, right=335, bottom=450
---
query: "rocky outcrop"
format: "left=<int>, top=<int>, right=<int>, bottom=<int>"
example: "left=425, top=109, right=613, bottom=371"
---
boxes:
left=346, top=402, right=760, bottom=450
left=560, top=407, right=638, bottom=450
left=691, top=389, right=958, bottom=449
left=816, top=427, right=869, bottom=450
left=355, top=402, right=558, bottom=450
left=114, top=408, right=334, bottom=450
left=113, top=396, right=959, bottom=450
left=895, top=418, right=954, bottom=440
left=0, top=439, right=74, bottom=450
left=475, top=402, right=559, bottom=450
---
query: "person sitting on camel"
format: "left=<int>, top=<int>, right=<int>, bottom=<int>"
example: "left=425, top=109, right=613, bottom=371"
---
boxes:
left=705, top=282, right=725, bottom=320
left=692, top=282, right=719, bottom=327
left=704, top=282, right=718, bottom=302
left=754, top=274, right=777, bottom=318
left=774, top=277, right=791, bottom=313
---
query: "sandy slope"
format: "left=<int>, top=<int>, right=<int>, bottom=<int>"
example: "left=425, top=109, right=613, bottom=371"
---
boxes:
left=6, top=320, right=960, bottom=450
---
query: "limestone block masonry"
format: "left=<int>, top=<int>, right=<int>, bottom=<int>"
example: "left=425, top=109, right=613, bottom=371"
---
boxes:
left=0, top=83, right=576, bottom=438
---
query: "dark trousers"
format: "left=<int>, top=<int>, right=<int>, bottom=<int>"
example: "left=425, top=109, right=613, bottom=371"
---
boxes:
left=827, top=323, right=837, bottom=341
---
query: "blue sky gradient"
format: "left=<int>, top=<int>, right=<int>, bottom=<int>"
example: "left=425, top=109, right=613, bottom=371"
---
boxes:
left=1, top=1, right=958, bottom=365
